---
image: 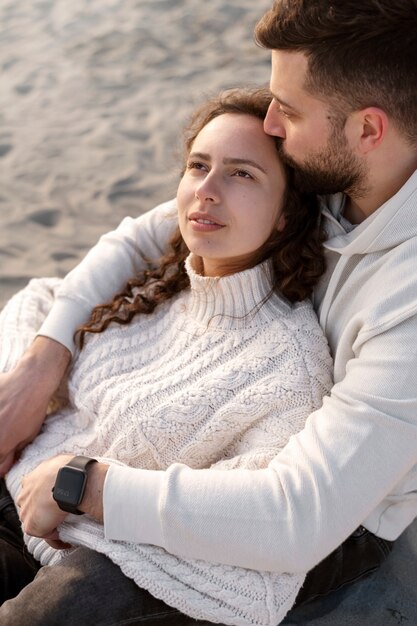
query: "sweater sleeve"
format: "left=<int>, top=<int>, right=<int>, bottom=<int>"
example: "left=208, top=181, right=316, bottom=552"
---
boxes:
left=0, top=277, right=63, bottom=373
left=102, top=314, right=417, bottom=574
left=38, top=199, right=177, bottom=354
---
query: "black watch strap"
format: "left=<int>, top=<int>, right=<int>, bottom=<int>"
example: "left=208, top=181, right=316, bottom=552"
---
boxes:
left=67, top=456, right=98, bottom=471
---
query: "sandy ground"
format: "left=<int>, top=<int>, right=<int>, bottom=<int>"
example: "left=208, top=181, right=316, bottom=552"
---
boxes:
left=0, top=0, right=272, bottom=307
left=0, top=0, right=416, bottom=623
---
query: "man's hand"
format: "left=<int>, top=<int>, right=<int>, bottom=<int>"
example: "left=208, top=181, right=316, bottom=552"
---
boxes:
left=0, top=336, right=71, bottom=476
left=17, top=454, right=73, bottom=549
left=17, top=454, right=109, bottom=549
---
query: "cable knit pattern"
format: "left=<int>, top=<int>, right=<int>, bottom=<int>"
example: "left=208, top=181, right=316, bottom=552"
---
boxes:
left=2, top=255, right=332, bottom=626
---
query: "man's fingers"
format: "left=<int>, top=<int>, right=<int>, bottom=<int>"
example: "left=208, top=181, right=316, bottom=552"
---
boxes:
left=45, top=538, right=72, bottom=550
left=44, top=530, right=72, bottom=550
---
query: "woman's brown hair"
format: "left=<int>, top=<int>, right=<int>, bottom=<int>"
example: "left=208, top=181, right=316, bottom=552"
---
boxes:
left=77, top=87, right=325, bottom=348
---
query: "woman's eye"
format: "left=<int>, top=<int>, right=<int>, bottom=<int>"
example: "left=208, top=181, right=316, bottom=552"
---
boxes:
left=187, top=161, right=207, bottom=171
left=234, top=169, right=253, bottom=179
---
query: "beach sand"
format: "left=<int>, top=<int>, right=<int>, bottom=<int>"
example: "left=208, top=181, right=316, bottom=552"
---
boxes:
left=0, top=0, right=272, bottom=307
left=0, top=0, right=415, bottom=623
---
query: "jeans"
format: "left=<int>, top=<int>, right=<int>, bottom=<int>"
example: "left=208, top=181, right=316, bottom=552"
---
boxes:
left=0, top=483, right=40, bottom=605
left=0, top=479, right=394, bottom=625
left=294, top=524, right=393, bottom=607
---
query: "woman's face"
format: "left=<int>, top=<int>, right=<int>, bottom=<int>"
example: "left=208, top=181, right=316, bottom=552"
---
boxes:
left=177, top=113, right=287, bottom=277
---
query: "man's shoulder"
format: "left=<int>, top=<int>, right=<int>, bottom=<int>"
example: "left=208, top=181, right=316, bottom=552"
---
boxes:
left=139, top=198, right=178, bottom=227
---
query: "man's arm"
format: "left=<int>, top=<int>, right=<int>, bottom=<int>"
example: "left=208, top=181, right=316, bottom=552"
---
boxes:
left=100, top=316, right=417, bottom=573
left=38, top=199, right=177, bottom=354
left=0, top=338, right=71, bottom=475
left=15, top=319, right=417, bottom=574
left=0, top=200, right=176, bottom=476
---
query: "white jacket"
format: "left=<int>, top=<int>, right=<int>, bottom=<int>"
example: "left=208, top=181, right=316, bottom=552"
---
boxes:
left=37, top=170, right=417, bottom=573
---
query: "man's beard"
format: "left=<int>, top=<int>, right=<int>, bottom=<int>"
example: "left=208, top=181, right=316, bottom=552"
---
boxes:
left=278, top=122, right=369, bottom=197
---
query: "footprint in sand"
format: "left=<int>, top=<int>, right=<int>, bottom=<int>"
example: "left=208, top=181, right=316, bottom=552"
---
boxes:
left=27, top=208, right=61, bottom=228
left=50, top=252, right=79, bottom=262
left=0, top=144, right=12, bottom=157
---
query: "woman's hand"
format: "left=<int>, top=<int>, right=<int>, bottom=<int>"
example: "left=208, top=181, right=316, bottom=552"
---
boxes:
left=17, top=454, right=73, bottom=549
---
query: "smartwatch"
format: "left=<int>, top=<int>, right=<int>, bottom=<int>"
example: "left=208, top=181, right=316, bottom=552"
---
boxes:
left=52, top=456, right=97, bottom=515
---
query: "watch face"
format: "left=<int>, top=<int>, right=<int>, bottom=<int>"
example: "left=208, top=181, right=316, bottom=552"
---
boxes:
left=54, top=466, right=85, bottom=506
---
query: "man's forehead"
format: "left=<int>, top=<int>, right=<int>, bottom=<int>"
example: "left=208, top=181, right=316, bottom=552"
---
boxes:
left=269, top=50, right=326, bottom=111
left=270, top=50, right=308, bottom=89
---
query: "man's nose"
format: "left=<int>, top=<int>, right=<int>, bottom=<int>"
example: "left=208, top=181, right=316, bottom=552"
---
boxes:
left=264, top=102, right=286, bottom=139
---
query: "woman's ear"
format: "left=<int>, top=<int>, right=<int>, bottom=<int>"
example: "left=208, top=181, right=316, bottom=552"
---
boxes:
left=276, top=212, right=286, bottom=232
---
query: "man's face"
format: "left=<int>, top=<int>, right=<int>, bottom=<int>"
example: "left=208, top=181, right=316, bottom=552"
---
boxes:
left=264, top=50, right=367, bottom=196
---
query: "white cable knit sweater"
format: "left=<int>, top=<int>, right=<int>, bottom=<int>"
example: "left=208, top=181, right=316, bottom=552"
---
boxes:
left=2, top=254, right=332, bottom=626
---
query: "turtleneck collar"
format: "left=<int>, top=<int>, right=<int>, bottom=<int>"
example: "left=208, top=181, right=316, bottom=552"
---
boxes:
left=181, top=254, right=291, bottom=330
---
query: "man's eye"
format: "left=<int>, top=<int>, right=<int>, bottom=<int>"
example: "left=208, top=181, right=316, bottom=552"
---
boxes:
left=274, top=101, right=291, bottom=119
left=277, top=106, right=291, bottom=119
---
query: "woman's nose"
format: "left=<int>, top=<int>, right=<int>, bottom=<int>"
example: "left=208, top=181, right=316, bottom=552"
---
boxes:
left=195, top=174, right=220, bottom=203
left=264, top=101, right=286, bottom=139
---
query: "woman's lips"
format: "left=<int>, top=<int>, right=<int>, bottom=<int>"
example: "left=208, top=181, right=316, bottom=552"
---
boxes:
left=188, top=213, right=226, bottom=232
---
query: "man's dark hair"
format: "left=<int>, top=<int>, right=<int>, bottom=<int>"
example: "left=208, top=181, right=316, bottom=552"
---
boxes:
left=255, top=0, right=417, bottom=145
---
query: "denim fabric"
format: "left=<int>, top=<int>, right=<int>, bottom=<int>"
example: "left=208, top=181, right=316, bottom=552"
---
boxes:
left=293, top=525, right=394, bottom=608
left=0, top=480, right=40, bottom=605
left=0, top=479, right=394, bottom=625
left=0, top=544, right=215, bottom=625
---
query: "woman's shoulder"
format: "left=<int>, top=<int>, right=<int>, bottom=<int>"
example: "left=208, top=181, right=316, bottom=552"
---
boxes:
left=266, top=295, right=321, bottom=332
left=264, top=297, right=333, bottom=383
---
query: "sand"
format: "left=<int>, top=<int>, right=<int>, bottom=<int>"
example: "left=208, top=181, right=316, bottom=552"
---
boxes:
left=0, top=0, right=272, bottom=308
left=0, top=1, right=416, bottom=623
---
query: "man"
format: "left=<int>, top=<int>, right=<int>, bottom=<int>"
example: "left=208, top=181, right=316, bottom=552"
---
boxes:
left=0, top=0, right=416, bottom=622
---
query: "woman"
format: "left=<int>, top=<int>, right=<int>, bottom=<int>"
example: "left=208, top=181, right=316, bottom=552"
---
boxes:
left=0, top=88, right=332, bottom=625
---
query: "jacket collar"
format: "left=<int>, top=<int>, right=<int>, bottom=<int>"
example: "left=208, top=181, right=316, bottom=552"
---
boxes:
left=320, top=169, right=417, bottom=256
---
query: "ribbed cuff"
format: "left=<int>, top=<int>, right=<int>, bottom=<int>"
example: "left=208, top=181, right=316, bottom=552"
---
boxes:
left=37, top=297, right=92, bottom=355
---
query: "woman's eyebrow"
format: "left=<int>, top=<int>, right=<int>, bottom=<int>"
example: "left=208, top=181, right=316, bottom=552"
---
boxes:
left=188, top=152, right=267, bottom=175
left=223, top=157, right=267, bottom=174
left=188, top=151, right=211, bottom=161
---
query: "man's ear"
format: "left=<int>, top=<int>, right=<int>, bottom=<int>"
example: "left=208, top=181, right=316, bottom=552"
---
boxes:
left=347, top=107, right=389, bottom=154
